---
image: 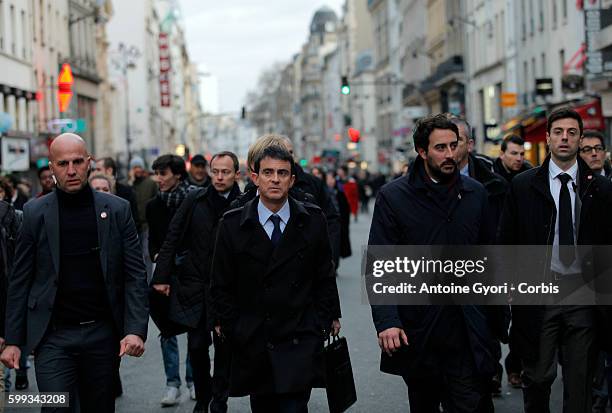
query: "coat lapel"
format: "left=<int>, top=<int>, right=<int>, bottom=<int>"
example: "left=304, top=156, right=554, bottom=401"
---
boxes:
left=94, top=192, right=111, bottom=280
left=44, top=194, right=60, bottom=276
left=266, top=199, right=308, bottom=277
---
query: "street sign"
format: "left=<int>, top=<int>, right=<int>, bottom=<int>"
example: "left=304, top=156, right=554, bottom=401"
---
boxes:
left=500, top=92, right=518, bottom=107
left=535, top=78, right=554, bottom=96
left=47, top=118, right=87, bottom=134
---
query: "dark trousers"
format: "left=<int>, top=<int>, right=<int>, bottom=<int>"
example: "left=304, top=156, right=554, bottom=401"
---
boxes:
left=188, top=326, right=213, bottom=408
left=403, top=365, right=493, bottom=413
left=249, top=389, right=311, bottom=413
left=402, top=309, right=494, bottom=413
left=521, top=306, right=597, bottom=413
left=188, top=330, right=231, bottom=412
left=34, top=320, right=119, bottom=413
left=211, top=333, right=231, bottom=412
left=504, top=347, right=522, bottom=375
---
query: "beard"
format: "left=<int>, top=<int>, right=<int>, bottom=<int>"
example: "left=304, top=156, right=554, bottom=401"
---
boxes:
left=426, top=157, right=457, bottom=183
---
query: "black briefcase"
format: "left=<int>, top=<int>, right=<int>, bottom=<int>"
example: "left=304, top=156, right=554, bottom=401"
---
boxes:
left=323, top=336, right=357, bottom=413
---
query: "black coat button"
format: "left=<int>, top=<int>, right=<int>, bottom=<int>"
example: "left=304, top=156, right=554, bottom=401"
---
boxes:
left=267, top=343, right=274, bottom=350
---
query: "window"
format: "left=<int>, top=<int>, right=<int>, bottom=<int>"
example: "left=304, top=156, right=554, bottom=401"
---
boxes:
left=21, top=10, right=26, bottom=58
left=559, top=49, right=565, bottom=73
left=562, top=0, right=567, bottom=20
left=47, top=3, right=51, bottom=46
left=552, top=0, right=558, bottom=28
left=529, top=1, right=534, bottom=35
left=40, top=0, right=44, bottom=46
left=10, top=5, right=15, bottom=54
left=541, top=53, right=547, bottom=77
left=0, top=1, right=4, bottom=50
left=521, top=0, right=526, bottom=40
left=539, top=1, right=544, bottom=31
left=523, top=61, right=529, bottom=104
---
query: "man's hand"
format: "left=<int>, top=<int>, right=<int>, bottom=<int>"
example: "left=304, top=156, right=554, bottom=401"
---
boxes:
left=0, top=337, right=5, bottom=352
left=378, top=327, right=409, bottom=357
left=331, top=319, right=341, bottom=336
left=119, top=334, right=145, bottom=357
left=0, top=345, right=21, bottom=369
left=214, top=325, right=222, bottom=337
left=153, top=284, right=170, bottom=296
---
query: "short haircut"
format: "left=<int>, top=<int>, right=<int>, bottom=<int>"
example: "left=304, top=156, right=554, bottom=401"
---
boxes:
left=6, top=174, right=18, bottom=188
left=97, top=157, right=117, bottom=175
left=446, top=114, right=473, bottom=140
left=412, top=114, right=459, bottom=152
left=582, top=130, right=605, bottom=147
left=152, top=154, right=187, bottom=179
left=88, top=173, right=115, bottom=192
left=247, top=134, right=291, bottom=172
left=547, top=107, right=583, bottom=136
left=0, top=176, right=13, bottom=199
left=211, top=151, right=240, bottom=172
left=253, top=145, right=294, bottom=174
left=501, top=135, right=525, bottom=152
left=38, top=165, right=51, bottom=179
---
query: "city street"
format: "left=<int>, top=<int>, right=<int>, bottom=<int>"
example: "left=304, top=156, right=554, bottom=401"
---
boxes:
left=11, top=207, right=563, bottom=413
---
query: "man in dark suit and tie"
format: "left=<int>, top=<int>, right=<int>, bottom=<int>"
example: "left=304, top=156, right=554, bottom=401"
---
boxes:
left=210, top=145, right=340, bottom=413
left=1, top=133, right=149, bottom=412
left=499, top=108, right=612, bottom=412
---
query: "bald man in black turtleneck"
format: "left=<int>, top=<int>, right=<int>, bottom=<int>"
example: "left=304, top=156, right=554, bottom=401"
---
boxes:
left=1, top=133, right=149, bottom=413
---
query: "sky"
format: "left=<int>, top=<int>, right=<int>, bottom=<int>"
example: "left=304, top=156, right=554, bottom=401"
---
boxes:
left=180, top=0, right=345, bottom=114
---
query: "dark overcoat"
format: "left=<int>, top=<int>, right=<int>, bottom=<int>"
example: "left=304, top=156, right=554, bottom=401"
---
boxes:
left=210, top=196, right=339, bottom=396
left=369, top=156, right=505, bottom=379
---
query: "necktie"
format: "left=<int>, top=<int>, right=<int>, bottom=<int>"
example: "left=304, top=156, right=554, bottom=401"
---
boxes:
left=270, top=215, right=282, bottom=247
left=557, top=173, right=575, bottom=267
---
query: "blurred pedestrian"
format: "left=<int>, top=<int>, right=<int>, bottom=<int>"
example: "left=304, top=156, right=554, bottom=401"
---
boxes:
left=0, top=133, right=148, bottom=413
left=210, top=145, right=340, bottom=412
left=37, top=166, right=55, bottom=198
left=338, top=166, right=359, bottom=222
left=188, top=155, right=211, bottom=188
left=493, top=135, right=531, bottom=182
left=146, top=154, right=197, bottom=407
left=5, top=175, right=28, bottom=211
left=326, top=171, right=351, bottom=260
left=89, top=174, right=115, bottom=194
left=153, top=151, right=242, bottom=413
left=95, top=157, right=140, bottom=231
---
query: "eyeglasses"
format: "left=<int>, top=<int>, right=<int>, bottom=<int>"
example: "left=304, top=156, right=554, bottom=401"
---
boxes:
left=580, top=145, right=605, bottom=154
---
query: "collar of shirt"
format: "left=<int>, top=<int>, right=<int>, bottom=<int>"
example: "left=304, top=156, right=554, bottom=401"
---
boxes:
left=549, top=158, right=578, bottom=183
left=257, top=198, right=290, bottom=228
left=460, top=163, right=469, bottom=177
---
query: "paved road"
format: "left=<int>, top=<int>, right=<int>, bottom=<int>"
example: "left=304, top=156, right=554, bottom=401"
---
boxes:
left=8, top=208, right=563, bottom=412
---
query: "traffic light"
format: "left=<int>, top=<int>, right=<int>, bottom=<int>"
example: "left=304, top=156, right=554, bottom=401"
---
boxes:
left=341, top=76, right=350, bottom=95
left=58, top=63, right=74, bottom=113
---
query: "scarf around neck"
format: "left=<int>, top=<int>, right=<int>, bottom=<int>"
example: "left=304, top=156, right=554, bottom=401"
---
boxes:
left=159, top=179, right=197, bottom=211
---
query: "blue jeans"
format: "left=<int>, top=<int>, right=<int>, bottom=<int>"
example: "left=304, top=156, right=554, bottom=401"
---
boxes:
left=160, top=335, right=193, bottom=388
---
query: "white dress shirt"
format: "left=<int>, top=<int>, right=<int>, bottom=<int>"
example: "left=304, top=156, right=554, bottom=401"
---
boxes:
left=548, top=159, right=580, bottom=274
left=258, top=199, right=290, bottom=240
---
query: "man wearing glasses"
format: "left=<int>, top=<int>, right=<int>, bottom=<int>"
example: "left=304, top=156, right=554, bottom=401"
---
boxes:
left=210, top=145, right=340, bottom=412
left=1, top=133, right=148, bottom=412
left=580, top=130, right=610, bottom=178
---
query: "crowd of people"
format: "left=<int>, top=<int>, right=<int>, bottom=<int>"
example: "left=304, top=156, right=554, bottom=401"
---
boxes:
left=0, top=107, right=609, bottom=413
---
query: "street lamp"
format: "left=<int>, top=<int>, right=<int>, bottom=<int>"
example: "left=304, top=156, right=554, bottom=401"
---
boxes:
left=112, top=43, right=141, bottom=165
